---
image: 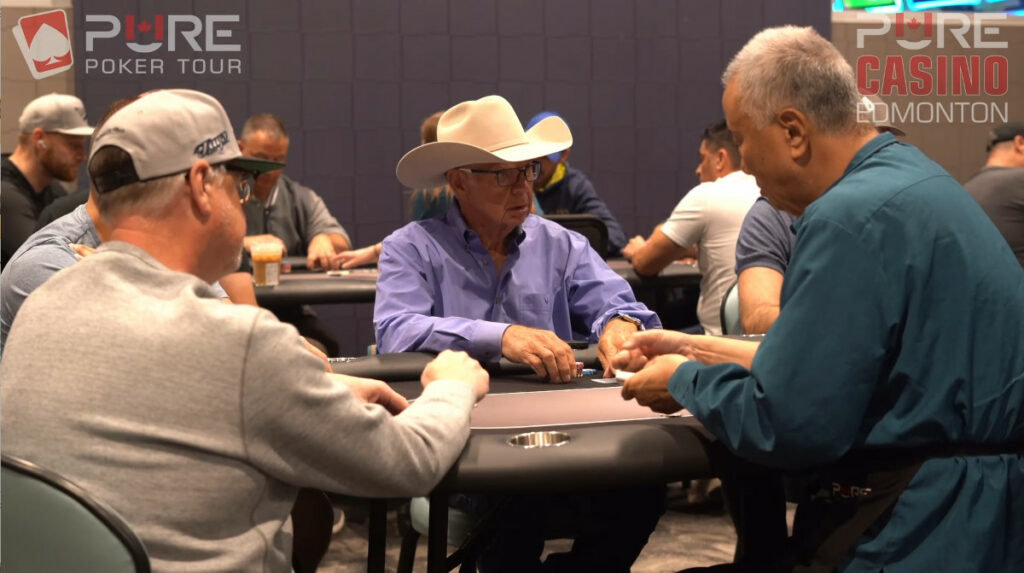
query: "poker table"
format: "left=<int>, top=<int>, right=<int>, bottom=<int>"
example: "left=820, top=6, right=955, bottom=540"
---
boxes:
left=254, top=268, right=379, bottom=306
left=605, top=258, right=701, bottom=288
left=254, top=259, right=699, bottom=307
left=330, top=348, right=715, bottom=573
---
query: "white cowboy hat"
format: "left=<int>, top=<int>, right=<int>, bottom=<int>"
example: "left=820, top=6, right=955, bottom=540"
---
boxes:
left=396, top=95, right=572, bottom=189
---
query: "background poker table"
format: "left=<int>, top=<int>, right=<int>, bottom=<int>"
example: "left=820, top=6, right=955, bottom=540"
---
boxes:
left=256, top=259, right=699, bottom=307
left=254, top=267, right=379, bottom=306
left=330, top=348, right=715, bottom=573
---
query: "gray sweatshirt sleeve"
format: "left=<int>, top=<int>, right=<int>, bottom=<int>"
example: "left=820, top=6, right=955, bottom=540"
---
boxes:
left=239, top=312, right=474, bottom=497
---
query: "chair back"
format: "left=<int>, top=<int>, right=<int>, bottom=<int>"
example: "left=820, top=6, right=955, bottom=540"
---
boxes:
left=720, top=281, right=742, bottom=335
left=543, top=214, right=609, bottom=258
left=1, top=454, right=151, bottom=573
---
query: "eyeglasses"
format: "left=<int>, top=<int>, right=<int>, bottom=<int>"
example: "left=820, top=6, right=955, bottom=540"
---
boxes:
left=224, top=167, right=256, bottom=204
left=183, top=166, right=257, bottom=204
left=459, top=161, right=541, bottom=187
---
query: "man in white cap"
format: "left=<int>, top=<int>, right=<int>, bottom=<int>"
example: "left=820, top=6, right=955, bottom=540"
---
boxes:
left=2, top=88, right=490, bottom=572
left=375, top=95, right=664, bottom=572
left=2, top=93, right=94, bottom=266
left=525, top=110, right=628, bottom=256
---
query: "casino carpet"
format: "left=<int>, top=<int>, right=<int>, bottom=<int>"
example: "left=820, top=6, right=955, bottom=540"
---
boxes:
left=319, top=483, right=794, bottom=572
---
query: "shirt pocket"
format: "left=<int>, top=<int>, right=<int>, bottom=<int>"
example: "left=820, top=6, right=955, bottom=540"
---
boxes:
left=514, top=292, right=552, bottom=313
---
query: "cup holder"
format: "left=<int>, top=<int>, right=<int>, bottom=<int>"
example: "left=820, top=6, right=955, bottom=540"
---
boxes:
left=507, top=431, right=571, bottom=449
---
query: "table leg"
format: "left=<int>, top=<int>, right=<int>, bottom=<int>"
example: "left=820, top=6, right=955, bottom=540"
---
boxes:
left=367, top=499, right=388, bottom=573
left=427, top=490, right=449, bottom=573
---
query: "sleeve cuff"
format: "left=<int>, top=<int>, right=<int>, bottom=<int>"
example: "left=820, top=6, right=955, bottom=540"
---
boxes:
left=468, top=320, right=511, bottom=363
left=667, top=360, right=704, bottom=410
left=418, top=379, right=477, bottom=411
left=735, top=256, right=786, bottom=275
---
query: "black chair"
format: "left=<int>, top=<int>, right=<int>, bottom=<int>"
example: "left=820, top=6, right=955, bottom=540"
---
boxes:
left=1, top=454, right=151, bottom=573
left=543, top=214, right=609, bottom=258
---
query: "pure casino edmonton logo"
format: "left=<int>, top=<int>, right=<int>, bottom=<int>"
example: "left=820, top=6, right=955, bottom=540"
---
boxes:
left=854, top=12, right=1011, bottom=126
left=83, top=13, right=244, bottom=75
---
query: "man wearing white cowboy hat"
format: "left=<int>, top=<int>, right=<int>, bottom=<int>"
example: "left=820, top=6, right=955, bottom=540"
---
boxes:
left=377, top=94, right=660, bottom=379
left=2, top=93, right=95, bottom=267
left=374, top=95, right=665, bottom=572
left=2, top=89, right=490, bottom=573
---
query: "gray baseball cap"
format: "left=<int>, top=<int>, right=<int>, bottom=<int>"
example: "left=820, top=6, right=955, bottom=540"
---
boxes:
left=19, top=93, right=94, bottom=136
left=88, top=89, right=284, bottom=194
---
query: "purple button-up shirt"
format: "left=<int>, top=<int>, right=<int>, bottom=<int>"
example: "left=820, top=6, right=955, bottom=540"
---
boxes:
left=374, top=205, right=660, bottom=361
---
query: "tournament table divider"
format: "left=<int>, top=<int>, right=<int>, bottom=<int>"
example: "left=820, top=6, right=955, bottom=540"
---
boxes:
left=329, top=348, right=716, bottom=573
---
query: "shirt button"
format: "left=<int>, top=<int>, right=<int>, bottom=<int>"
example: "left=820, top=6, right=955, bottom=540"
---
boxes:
left=482, top=259, right=490, bottom=265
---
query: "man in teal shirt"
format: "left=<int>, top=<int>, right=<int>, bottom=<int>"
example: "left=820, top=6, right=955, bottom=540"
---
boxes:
left=618, top=26, right=1024, bottom=572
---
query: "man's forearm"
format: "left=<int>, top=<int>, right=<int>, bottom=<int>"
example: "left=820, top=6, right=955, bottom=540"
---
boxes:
left=632, top=229, right=696, bottom=276
left=218, top=272, right=258, bottom=306
left=741, top=306, right=780, bottom=335
left=325, top=233, right=351, bottom=252
left=688, top=336, right=759, bottom=369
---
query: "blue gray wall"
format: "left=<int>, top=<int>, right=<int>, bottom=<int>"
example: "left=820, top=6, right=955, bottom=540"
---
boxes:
left=72, top=0, right=829, bottom=356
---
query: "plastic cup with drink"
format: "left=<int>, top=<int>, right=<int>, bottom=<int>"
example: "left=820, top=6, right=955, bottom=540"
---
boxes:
left=251, top=243, right=284, bottom=286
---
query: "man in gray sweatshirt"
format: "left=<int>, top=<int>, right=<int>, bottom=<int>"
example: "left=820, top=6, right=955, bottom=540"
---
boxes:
left=1, top=89, right=489, bottom=573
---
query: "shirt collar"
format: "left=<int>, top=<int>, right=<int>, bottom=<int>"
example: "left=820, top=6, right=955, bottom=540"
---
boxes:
left=258, top=180, right=280, bottom=208
left=837, top=132, right=898, bottom=182
left=795, top=132, right=899, bottom=231
left=445, top=198, right=528, bottom=249
left=76, top=203, right=102, bottom=246
left=1, top=157, right=31, bottom=191
left=716, top=170, right=747, bottom=183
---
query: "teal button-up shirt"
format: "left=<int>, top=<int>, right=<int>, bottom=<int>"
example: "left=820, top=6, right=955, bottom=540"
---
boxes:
left=670, top=133, right=1024, bottom=572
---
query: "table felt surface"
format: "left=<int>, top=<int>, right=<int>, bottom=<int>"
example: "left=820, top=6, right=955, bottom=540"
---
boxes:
left=331, top=350, right=713, bottom=493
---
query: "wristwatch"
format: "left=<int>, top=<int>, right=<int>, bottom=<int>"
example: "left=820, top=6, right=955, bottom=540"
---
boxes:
left=612, top=314, right=643, bottom=329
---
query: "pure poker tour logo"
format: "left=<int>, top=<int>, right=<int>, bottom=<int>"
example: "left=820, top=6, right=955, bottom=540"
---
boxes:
left=84, top=13, right=244, bottom=75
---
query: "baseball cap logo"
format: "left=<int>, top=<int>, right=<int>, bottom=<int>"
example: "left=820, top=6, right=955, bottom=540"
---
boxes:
left=13, top=9, right=74, bottom=79
left=194, top=131, right=230, bottom=158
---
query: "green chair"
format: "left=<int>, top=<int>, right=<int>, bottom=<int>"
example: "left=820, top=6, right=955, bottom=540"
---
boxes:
left=719, top=280, right=742, bottom=335
left=2, top=454, right=150, bottom=573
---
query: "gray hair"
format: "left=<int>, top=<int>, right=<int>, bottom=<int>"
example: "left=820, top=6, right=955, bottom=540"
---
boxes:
left=240, top=113, right=288, bottom=142
left=95, top=162, right=227, bottom=225
left=722, top=26, right=862, bottom=134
